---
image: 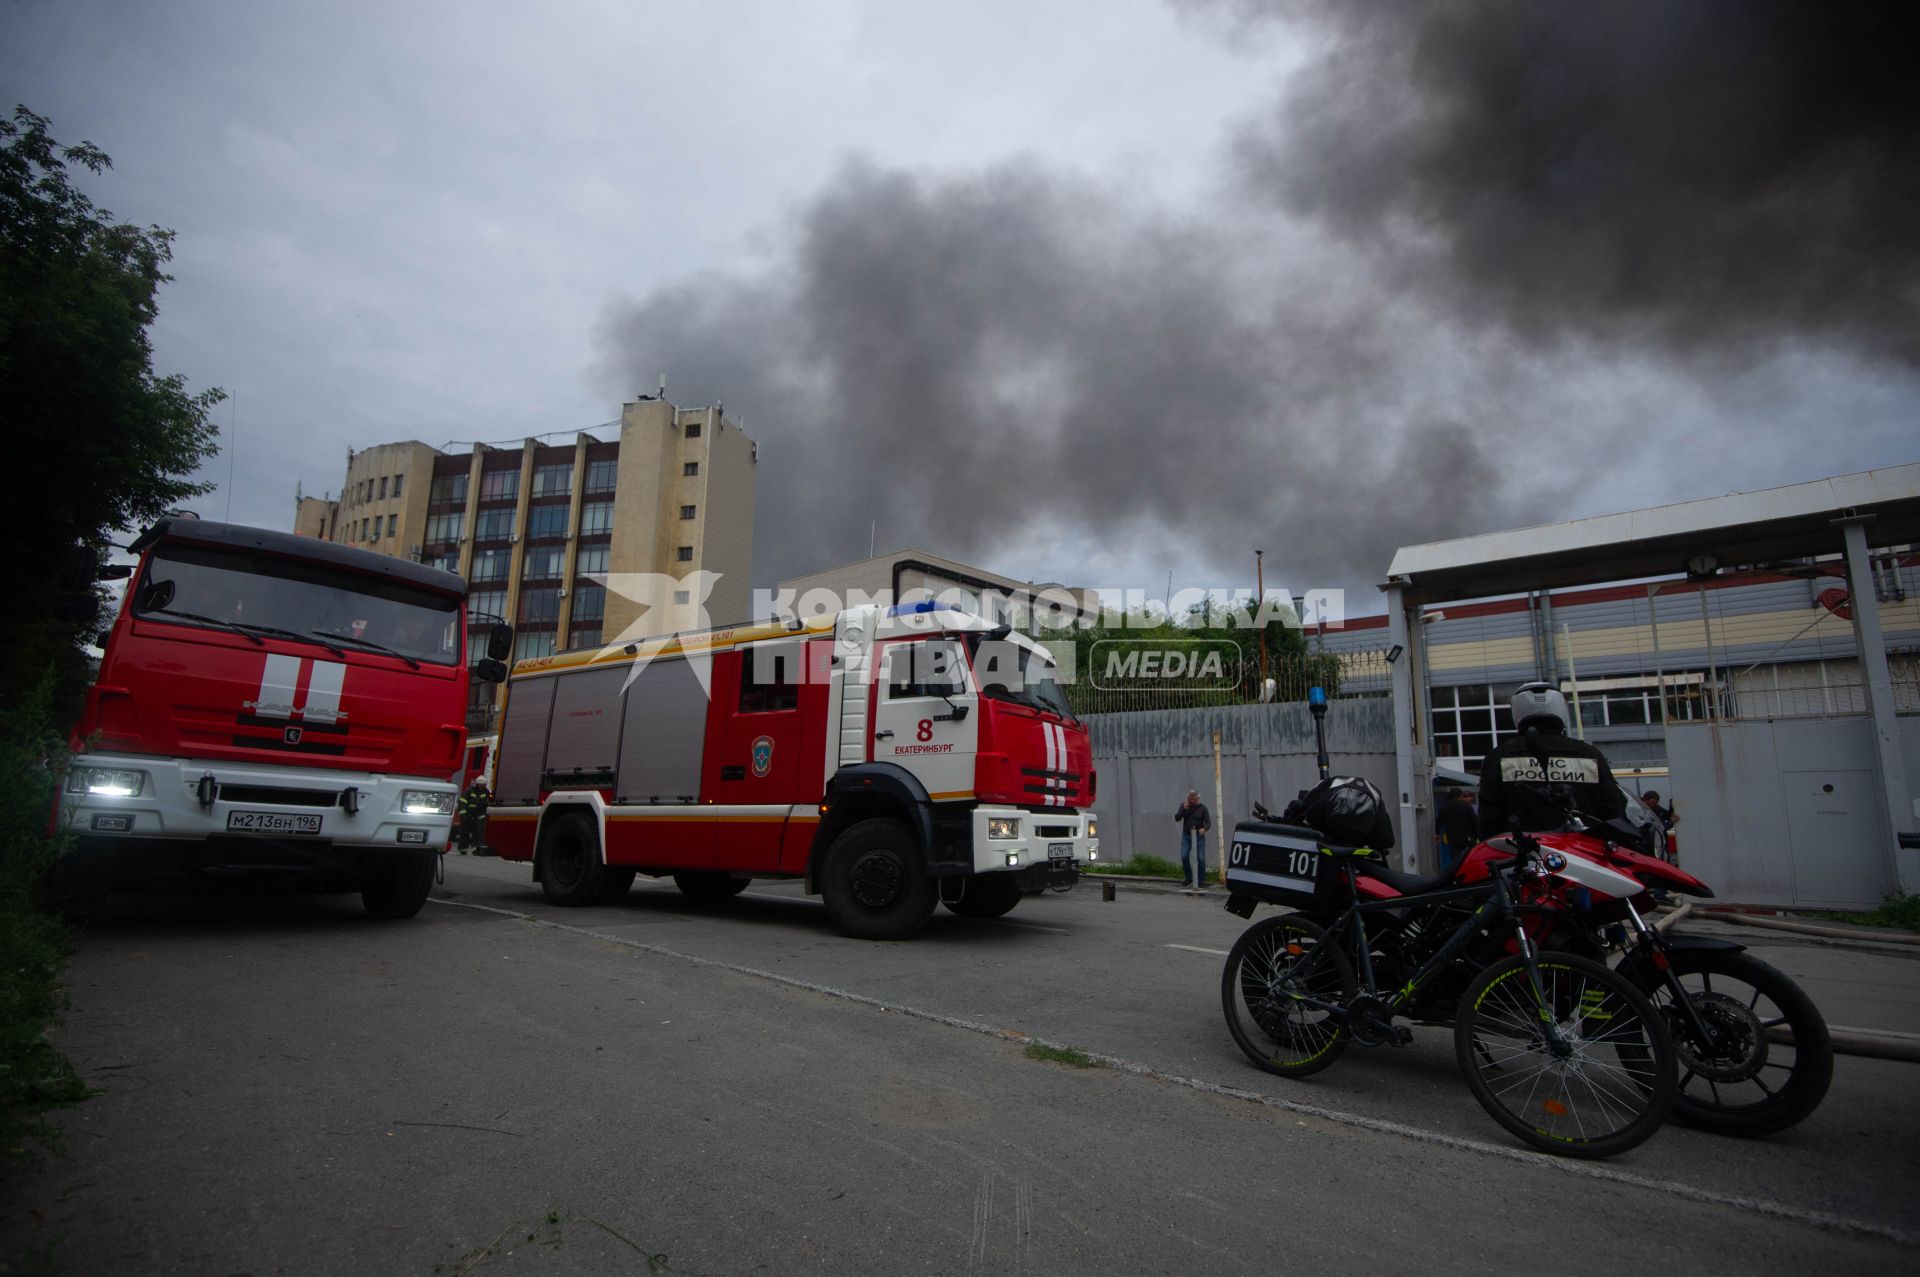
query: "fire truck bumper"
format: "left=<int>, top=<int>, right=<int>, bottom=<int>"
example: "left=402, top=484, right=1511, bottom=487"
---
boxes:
left=56, top=753, right=457, bottom=877
left=969, top=805, right=1099, bottom=877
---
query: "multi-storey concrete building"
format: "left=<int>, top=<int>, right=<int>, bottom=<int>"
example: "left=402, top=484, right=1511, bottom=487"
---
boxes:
left=295, top=399, right=757, bottom=725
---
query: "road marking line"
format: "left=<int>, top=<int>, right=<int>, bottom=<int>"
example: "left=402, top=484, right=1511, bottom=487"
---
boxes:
left=425, top=895, right=1914, bottom=1247
left=1166, top=944, right=1230, bottom=957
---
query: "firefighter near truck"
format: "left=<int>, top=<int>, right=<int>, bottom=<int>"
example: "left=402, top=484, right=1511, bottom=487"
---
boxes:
left=56, top=518, right=512, bottom=918
left=487, top=602, right=1100, bottom=939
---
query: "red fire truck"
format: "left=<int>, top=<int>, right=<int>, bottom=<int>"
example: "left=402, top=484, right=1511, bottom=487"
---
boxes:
left=58, top=518, right=510, bottom=918
left=487, top=602, right=1100, bottom=939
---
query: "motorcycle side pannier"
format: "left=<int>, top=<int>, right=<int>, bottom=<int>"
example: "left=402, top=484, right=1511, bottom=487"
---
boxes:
left=1225, top=821, right=1335, bottom=910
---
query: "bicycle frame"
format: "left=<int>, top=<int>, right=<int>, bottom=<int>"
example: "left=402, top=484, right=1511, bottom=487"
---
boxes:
left=1288, top=858, right=1573, bottom=1050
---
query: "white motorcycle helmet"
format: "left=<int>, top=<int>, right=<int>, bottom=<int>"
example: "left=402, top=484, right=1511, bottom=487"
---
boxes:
left=1509, top=680, right=1569, bottom=732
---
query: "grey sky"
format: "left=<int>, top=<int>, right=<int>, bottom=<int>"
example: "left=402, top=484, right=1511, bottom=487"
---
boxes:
left=6, top=1, right=1915, bottom=604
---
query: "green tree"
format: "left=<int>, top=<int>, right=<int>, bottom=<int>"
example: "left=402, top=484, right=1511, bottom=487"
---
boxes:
left=1, top=105, right=223, bottom=720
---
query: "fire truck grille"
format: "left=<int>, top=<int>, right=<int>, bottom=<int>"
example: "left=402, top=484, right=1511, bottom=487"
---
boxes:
left=173, top=707, right=403, bottom=767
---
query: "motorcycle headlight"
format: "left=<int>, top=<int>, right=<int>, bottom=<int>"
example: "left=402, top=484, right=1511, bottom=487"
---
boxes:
left=400, top=789, right=457, bottom=816
left=65, top=767, right=145, bottom=798
left=987, top=817, right=1020, bottom=840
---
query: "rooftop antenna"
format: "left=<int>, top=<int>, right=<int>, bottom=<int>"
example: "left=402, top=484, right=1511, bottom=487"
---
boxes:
left=658, top=373, right=667, bottom=400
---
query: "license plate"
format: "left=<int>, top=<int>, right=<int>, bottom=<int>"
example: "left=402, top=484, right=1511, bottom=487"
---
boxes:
left=91, top=814, right=132, bottom=832
left=1047, top=842, right=1073, bottom=860
left=227, top=811, right=322, bottom=835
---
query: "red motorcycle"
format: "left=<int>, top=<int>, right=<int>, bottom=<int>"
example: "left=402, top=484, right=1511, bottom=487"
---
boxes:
left=1242, top=693, right=1832, bottom=1137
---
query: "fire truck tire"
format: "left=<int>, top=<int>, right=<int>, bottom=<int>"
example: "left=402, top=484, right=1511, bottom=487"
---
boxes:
left=361, top=849, right=438, bottom=919
left=819, top=818, right=937, bottom=940
left=599, top=867, right=637, bottom=902
left=944, top=874, right=1023, bottom=919
left=539, top=812, right=613, bottom=907
left=673, top=871, right=749, bottom=902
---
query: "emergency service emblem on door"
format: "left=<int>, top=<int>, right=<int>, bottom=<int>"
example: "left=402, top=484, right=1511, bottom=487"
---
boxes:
left=751, top=735, right=775, bottom=777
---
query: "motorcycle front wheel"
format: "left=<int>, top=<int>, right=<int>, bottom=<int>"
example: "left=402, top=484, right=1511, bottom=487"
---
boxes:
left=1626, top=947, right=1833, bottom=1137
left=1456, top=952, right=1675, bottom=1158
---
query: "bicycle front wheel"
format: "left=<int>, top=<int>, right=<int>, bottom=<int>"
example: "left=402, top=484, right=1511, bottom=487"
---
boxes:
left=1221, top=913, right=1356, bottom=1078
left=1456, top=952, right=1675, bottom=1158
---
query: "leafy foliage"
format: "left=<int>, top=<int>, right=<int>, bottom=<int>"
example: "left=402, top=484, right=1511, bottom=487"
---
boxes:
left=0, top=105, right=223, bottom=720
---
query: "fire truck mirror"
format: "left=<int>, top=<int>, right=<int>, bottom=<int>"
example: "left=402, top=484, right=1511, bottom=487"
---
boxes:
left=474, top=657, right=509, bottom=684
left=486, top=622, right=514, bottom=661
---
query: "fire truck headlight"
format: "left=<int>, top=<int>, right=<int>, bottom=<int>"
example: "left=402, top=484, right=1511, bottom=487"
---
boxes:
left=1005, top=852, right=1020, bottom=867
left=987, top=817, right=1020, bottom=840
left=65, top=767, right=145, bottom=798
left=400, top=789, right=457, bottom=816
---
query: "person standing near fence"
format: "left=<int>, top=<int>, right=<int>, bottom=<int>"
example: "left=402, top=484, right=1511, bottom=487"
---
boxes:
left=1175, top=789, right=1212, bottom=889
left=1435, top=787, right=1480, bottom=870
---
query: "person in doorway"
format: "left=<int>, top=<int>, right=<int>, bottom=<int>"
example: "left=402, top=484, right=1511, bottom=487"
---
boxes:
left=1642, top=790, right=1677, bottom=829
left=1478, top=682, right=1626, bottom=836
left=1435, top=787, right=1480, bottom=870
left=1175, top=790, right=1212, bottom=888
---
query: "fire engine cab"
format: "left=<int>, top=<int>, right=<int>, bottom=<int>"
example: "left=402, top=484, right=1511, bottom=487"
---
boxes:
left=59, top=518, right=509, bottom=918
left=486, top=602, right=1100, bottom=939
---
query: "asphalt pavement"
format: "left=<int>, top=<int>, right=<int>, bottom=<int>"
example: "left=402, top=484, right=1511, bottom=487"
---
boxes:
left=2, top=860, right=1916, bottom=1274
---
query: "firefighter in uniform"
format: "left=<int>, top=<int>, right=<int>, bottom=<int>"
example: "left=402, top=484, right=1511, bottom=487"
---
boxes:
left=456, top=779, right=491, bottom=853
left=1477, top=681, right=1625, bottom=837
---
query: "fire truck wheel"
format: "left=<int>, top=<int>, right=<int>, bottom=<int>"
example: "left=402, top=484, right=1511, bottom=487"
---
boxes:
left=539, top=812, right=612, bottom=907
left=599, top=867, right=637, bottom=902
left=673, top=871, right=749, bottom=902
left=943, top=874, right=1023, bottom=919
left=819, top=818, right=937, bottom=940
left=361, top=849, right=438, bottom=919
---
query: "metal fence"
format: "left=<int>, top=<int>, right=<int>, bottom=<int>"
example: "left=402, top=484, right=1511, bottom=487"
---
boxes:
left=1063, top=648, right=1394, bottom=716
left=1726, top=656, right=1920, bottom=721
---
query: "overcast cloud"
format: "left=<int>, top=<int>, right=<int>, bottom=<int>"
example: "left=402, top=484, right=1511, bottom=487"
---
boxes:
left=5, top=0, right=1915, bottom=603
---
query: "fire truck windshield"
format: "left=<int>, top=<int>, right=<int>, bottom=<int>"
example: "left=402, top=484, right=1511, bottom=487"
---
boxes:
left=133, top=540, right=463, bottom=666
left=970, top=637, right=1078, bottom=722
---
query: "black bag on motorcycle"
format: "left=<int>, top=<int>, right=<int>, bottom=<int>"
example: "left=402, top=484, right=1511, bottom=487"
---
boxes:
left=1284, top=776, right=1395, bottom=851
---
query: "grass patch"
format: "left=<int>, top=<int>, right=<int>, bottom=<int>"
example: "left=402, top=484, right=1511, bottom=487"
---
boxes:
left=1082, top=852, right=1184, bottom=879
left=1815, top=892, right=1920, bottom=933
left=1024, top=1042, right=1103, bottom=1069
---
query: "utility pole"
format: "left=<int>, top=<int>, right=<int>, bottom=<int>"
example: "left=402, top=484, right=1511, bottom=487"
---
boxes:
left=1255, top=549, right=1268, bottom=696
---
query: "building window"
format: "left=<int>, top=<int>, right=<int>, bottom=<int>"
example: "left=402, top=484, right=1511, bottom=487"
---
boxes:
left=1429, top=684, right=1513, bottom=774
left=684, top=422, right=702, bottom=439
left=360, top=518, right=370, bottom=540
left=519, top=587, right=560, bottom=625
left=579, top=501, right=613, bottom=535
left=479, top=467, right=520, bottom=503
left=470, top=547, right=510, bottom=583
left=683, top=461, right=699, bottom=477
left=676, top=545, right=694, bottom=562
left=679, top=505, right=696, bottom=520
left=426, top=552, right=457, bottom=574
left=424, top=511, right=463, bottom=544
left=574, top=543, right=609, bottom=575
left=473, top=507, right=514, bottom=541
left=430, top=472, right=468, bottom=504
left=467, top=590, right=508, bottom=623
left=392, top=473, right=404, bottom=499
left=569, top=626, right=602, bottom=651
left=522, top=546, right=564, bottom=580
left=526, top=504, right=568, bottom=540
left=532, top=463, right=572, bottom=497
left=571, top=583, right=605, bottom=622
left=584, top=459, right=617, bottom=494
left=514, top=631, right=556, bottom=662
left=370, top=519, right=380, bottom=542
left=387, top=513, right=397, bottom=537
left=379, top=476, right=388, bottom=499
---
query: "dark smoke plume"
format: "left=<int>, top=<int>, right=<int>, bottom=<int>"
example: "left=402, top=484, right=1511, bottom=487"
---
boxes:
left=598, top=160, right=1567, bottom=596
left=599, top=2, right=1917, bottom=600
left=1215, top=0, right=1920, bottom=362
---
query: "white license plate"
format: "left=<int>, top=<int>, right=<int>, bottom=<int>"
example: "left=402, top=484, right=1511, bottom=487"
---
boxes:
left=1047, top=842, right=1073, bottom=860
left=227, top=811, right=322, bottom=835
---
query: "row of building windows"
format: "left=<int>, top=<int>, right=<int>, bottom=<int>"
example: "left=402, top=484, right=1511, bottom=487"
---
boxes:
left=351, top=473, right=404, bottom=506
left=345, top=513, right=399, bottom=544
left=429, top=458, right=627, bottom=511
left=1430, top=678, right=1727, bottom=771
left=464, top=542, right=618, bottom=587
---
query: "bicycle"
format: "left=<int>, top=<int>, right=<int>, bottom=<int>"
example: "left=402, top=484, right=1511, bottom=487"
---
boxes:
left=1221, top=827, right=1677, bottom=1159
